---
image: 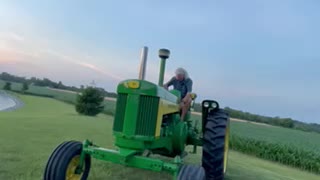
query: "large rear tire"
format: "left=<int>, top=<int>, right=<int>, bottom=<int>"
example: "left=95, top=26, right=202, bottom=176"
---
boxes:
left=202, top=109, right=230, bottom=180
left=43, top=141, right=91, bottom=180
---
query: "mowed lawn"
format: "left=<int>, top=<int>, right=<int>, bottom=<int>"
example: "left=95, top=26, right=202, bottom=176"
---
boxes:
left=0, top=94, right=319, bottom=180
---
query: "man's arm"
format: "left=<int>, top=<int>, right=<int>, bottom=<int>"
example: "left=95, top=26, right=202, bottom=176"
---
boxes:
left=186, top=79, right=193, bottom=93
left=164, top=77, right=175, bottom=90
left=182, top=79, right=193, bottom=102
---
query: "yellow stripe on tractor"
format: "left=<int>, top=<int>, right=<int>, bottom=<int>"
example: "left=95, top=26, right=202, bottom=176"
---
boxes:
left=155, top=99, right=180, bottom=137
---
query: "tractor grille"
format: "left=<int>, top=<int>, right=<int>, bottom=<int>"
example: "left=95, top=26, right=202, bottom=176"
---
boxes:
left=135, top=95, right=159, bottom=136
left=113, top=93, right=127, bottom=132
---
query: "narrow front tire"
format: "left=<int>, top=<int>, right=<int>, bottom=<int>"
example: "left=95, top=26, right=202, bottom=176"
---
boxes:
left=43, top=141, right=91, bottom=180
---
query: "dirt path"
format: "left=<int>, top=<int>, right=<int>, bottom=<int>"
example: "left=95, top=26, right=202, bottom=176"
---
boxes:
left=47, top=87, right=117, bottom=101
left=191, top=112, right=271, bottom=127
left=0, top=91, right=24, bottom=111
left=230, top=118, right=272, bottom=127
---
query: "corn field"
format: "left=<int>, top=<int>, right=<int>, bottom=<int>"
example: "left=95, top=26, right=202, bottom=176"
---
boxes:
left=229, top=135, right=320, bottom=174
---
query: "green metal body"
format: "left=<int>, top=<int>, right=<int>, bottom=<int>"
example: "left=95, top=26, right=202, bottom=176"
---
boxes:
left=78, top=60, right=203, bottom=178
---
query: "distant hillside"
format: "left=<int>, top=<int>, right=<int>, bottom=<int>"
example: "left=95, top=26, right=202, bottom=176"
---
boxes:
left=0, top=72, right=117, bottom=98
left=224, top=107, right=320, bottom=133
left=193, top=102, right=320, bottom=133
left=1, top=71, right=319, bottom=133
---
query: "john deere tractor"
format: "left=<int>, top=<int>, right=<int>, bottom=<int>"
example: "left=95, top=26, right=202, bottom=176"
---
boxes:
left=43, top=47, right=230, bottom=180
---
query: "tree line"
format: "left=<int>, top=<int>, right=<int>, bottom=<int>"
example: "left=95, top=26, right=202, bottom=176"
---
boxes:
left=224, top=107, right=320, bottom=133
left=193, top=102, right=320, bottom=133
left=0, top=72, right=117, bottom=98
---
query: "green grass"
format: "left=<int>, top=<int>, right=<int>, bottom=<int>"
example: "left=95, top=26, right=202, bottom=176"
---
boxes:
left=225, top=151, right=320, bottom=180
left=0, top=94, right=319, bottom=180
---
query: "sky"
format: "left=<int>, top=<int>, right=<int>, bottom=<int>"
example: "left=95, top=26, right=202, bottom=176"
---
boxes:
left=0, top=0, right=319, bottom=123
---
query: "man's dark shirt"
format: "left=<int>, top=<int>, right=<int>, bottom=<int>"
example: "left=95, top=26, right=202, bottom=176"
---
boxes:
left=166, top=77, right=193, bottom=99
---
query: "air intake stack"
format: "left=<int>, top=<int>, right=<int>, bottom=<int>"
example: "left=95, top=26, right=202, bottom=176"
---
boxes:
left=158, top=49, right=170, bottom=86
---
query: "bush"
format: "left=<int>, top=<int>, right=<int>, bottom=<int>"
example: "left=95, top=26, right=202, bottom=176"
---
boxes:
left=3, top=82, right=11, bottom=90
left=75, top=87, right=104, bottom=116
left=21, top=82, right=29, bottom=93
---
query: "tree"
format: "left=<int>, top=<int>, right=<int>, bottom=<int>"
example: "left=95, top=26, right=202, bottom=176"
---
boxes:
left=22, top=82, right=29, bottom=93
left=3, top=82, right=11, bottom=90
left=75, top=87, right=104, bottom=116
left=279, top=118, right=294, bottom=128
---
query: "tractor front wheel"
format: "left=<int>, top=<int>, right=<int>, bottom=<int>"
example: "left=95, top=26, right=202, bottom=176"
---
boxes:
left=44, top=141, right=91, bottom=180
left=202, top=109, right=230, bottom=180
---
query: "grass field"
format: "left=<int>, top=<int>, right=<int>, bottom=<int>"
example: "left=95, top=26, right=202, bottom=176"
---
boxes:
left=1, top=94, right=319, bottom=180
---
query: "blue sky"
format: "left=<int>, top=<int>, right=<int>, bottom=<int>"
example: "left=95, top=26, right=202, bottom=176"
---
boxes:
left=0, top=0, right=319, bottom=123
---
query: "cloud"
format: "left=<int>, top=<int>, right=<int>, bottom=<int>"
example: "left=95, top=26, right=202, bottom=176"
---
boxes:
left=7, top=32, right=24, bottom=42
left=37, top=48, right=125, bottom=81
left=0, top=32, right=24, bottom=42
left=43, top=49, right=75, bottom=62
left=0, top=30, right=124, bottom=83
left=77, top=62, right=123, bottom=80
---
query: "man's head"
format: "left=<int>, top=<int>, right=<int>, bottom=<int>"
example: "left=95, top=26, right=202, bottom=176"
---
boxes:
left=175, top=67, right=189, bottom=81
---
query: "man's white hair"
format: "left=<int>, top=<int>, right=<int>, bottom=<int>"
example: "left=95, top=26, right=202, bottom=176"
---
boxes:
left=175, top=67, right=189, bottom=79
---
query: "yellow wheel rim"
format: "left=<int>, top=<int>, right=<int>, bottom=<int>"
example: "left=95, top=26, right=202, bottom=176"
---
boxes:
left=223, top=122, right=230, bottom=174
left=66, top=155, right=83, bottom=180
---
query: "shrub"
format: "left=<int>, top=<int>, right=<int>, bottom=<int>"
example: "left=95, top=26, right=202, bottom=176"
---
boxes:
left=3, top=82, right=11, bottom=90
left=21, top=82, right=29, bottom=93
left=75, top=87, right=104, bottom=116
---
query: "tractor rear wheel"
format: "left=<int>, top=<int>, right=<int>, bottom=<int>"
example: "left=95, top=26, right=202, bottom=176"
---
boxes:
left=44, top=141, right=91, bottom=180
left=202, top=109, right=230, bottom=180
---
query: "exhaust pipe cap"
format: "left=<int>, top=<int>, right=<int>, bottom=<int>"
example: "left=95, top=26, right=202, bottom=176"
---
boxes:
left=159, top=49, right=170, bottom=59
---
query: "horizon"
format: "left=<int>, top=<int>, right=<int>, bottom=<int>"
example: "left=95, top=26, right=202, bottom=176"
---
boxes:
left=0, top=0, right=319, bottom=123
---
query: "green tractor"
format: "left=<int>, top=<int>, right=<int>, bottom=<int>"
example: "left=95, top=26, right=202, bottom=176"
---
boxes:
left=43, top=47, right=230, bottom=180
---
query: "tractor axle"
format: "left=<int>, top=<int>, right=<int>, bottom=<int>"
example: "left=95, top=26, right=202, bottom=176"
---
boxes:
left=80, top=140, right=182, bottom=178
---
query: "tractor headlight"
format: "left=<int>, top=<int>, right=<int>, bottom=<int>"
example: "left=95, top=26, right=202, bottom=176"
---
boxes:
left=125, top=81, right=140, bottom=89
left=203, top=102, right=210, bottom=108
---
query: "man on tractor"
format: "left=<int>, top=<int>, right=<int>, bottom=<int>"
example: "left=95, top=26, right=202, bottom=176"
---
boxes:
left=164, top=67, right=193, bottom=121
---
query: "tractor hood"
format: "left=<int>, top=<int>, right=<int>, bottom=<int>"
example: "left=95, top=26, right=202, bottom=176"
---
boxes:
left=117, top=79, right=179, bottom=103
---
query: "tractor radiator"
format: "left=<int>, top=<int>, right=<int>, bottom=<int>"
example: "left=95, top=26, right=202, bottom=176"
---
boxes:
left=113, top=93, right=127, bottom=132
left=135, top=96, right=159, bottom=136
left=113, top=94, right=159, bottom=136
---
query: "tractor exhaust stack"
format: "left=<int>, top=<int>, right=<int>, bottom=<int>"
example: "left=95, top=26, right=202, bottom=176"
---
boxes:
left=138, top=46, right=148, bottom=80
left=158, top=49, right=170, bottom=86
